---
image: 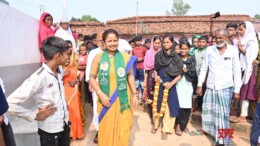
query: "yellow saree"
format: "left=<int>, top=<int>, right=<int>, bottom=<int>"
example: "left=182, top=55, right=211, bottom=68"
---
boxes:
left=91, top=52, right=133, bottom=146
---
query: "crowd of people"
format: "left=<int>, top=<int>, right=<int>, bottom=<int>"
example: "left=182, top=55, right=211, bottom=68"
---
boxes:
left=0, top=11, right=260, bottom=146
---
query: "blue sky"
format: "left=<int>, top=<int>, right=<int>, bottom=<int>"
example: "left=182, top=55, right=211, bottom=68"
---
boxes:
left=6, top=0, right=260, bottom=22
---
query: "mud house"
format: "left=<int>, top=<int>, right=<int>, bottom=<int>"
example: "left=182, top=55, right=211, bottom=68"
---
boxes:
left=71, top=14, right=260, bottom=41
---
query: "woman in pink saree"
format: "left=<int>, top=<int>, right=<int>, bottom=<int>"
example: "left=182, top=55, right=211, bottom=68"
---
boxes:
left=39, top=12, right=55, bottom=62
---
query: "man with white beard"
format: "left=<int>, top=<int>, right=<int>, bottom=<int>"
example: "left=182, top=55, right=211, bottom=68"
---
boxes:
left=196, top=28, right=242, bottom=146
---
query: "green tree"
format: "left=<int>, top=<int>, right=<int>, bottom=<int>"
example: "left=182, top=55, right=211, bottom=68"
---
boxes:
left=70, top=17, right=81, bottom=21
left=255, top=14, right=260, bottom=19
left=165, top=0, right=191, bottom=16
left=80, top=15, right=100, bottom=22
left=70, top=15, right=101, bottom=22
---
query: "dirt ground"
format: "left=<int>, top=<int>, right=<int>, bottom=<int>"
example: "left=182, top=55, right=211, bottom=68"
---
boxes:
left=70, top=103, right=250, bottom=146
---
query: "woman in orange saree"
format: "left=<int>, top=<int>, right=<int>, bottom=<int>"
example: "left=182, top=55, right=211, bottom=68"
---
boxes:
left=63, top=51, right=84, bottom=139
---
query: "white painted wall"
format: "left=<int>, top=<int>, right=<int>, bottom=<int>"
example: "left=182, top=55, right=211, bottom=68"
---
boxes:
left=0, top=3, right=41, bottom=146
left=0, top=2, right=40, bottom=67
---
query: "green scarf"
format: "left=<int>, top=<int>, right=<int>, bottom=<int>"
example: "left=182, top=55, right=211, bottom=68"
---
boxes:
left=189, top=47, right=199, bottom=56
left=98, top=50, right=130, bottom=112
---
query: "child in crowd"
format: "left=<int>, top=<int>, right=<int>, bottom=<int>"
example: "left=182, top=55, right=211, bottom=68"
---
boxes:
left=144, top=38, right=151, bottom=50
left=78, top=43, right=88, bottom=82
left=132, top=35, right=147, bottom=104
left=129, top=39, right=136, bottom=49
left=226, top=22, right=239, bottom=47
left=63, top=50, right=83, bottom=139
left=84, top=35, right=92, bottom=43
left=70, top=25, right=78, bottom=41
left=7, top=36, right=71, bottom=146
left=77, top=33, right=84, bottom=48
left=174, top=43, right=181, bottom=54
left=190, top=35, right=201, bottom=111
left=189, top=35, right=201, bottom=56
left=78, top=43, right=88, bottom=124
left=87, top=41, right=96, bottom=54
left=175, top=41, right=196, bottom=136
left=194, top=35, right=208, bottom=111
left=226, top=22, right=240, bottom=123
left=91, top=33, right=98, bottom=48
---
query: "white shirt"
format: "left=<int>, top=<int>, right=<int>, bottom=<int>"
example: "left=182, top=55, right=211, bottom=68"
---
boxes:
left=194, top=48, right=207, bottom=76
left=7, top=64, right=69, bottom=133
left=85, top=47, right=103, bottom=82
left=0, top=78, right=8, bottom=125
left=198, top=45, right=242, bottom=93
left=118, top=38, right=132, bottom=53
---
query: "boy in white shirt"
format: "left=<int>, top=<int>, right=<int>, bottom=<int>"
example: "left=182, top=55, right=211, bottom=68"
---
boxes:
left=7, top=36, right=71, bottom=146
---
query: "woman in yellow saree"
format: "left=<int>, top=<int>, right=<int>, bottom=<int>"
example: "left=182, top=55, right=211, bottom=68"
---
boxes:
left=89, top=29, right=137, bottom=146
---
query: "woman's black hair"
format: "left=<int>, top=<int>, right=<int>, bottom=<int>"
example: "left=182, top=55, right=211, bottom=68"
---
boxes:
left=153, top=36, right=162, bottom=42
left=180, top=40, right=191, bottom=49
left=65, top=40, right=72, bottom=45
left=44, top=14, right=52, bottom=20
left=238, top=21, right=246, bottom=28
left=102, top=29, right=119, bottom=42
left=178, top=36, right=188, bottom=43
left=162, top=34, right=174, bottom=43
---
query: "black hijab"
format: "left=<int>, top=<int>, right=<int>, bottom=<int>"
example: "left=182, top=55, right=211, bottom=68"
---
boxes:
left=154, top=44, right=183, bottom=77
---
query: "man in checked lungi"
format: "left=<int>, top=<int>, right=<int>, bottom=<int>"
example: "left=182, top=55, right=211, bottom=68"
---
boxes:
left=196, top=28, right=242, bottom=146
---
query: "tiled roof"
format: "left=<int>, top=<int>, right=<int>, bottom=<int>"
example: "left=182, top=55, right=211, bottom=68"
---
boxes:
left=71, top=15, right=260, bottom=37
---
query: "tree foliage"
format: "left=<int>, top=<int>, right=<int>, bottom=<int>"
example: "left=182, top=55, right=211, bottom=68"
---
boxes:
left=70, top=15, right=101, bottom=22
left=165, top=0, right=191, bottom=16
left=255, top=14, right=260, bottom=19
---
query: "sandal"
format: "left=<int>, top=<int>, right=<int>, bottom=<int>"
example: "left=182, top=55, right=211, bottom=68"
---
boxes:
left=236, top=116, right=247, bottom=123
left=184, top=128, right=190, bottom=133
left=147, top=99, right=153, bottom=104
left=175, top=129, right=182, bottom=136
left=161, top=132, right=168, bottom=140
left=229, top=117, right=239, bottom=123
left=189, top=129, right=204, bottom=136
left=151, top=128, right=157, bottom=134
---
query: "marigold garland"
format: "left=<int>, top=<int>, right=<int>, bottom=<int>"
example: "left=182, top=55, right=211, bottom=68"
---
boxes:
left=152, top=82, right=169, bottom=118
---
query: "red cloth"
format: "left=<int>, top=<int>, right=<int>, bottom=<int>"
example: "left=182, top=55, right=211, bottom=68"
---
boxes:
left=132, top=46, right=147, bottom=69
left=78, top=55, right=87, bottom=81
left=39, top=12, right=55, bottom=62
left=72, top=32, right=78, bottom=40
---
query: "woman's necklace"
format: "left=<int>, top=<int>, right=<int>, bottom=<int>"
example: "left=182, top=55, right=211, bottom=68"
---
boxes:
left=109, top=52, right=116, bottom=58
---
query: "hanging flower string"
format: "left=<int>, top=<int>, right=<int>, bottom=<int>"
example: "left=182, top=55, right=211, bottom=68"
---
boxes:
left=152, top=81, right=169, bottom=118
